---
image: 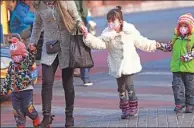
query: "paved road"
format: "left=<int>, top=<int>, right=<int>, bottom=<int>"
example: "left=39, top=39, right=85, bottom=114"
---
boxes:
left=1, top=7, right=194, bottom=127
left=1, top=71, right=194, bottom=127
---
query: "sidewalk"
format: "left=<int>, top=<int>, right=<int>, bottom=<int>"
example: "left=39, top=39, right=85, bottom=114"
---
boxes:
left=89, top=1, right=194, bottom=17
left=1, top=70, right=194, bottom=127
left=74, top=107, right=194, bottom=127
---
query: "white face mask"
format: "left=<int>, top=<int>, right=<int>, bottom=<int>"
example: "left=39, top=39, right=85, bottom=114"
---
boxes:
left=179, top=26, right=188, bottom=35
left=108, top=21, right=120, bottom=30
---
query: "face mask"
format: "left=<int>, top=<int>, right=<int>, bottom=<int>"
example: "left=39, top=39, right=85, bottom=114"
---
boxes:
left=108, top=22, right=120, bottom=30
left=179, top=26, right=188, bottom=35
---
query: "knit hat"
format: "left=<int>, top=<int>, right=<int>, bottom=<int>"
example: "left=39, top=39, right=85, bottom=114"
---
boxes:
left=9, top=37, right=28, bottom=57
left=176, top=13, right=194, bottom=34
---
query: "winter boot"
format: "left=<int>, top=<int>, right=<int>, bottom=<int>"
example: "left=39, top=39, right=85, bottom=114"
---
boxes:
left=174, top=105, right=185, bottom=113
left=38, top=115, right=55, bottom=128
left=33, top=116, right=40, bottom=128
left=185, top=106, right=194, bottom=113
left=65, top=116, right=74, bottom=128
left=119, top=100, right=130, bottom=119
left=129, top=100, right=138, bottom=116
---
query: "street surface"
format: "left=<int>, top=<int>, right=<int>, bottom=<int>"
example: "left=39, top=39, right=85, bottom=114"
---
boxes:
left=1, top=7, right=194, bottom=127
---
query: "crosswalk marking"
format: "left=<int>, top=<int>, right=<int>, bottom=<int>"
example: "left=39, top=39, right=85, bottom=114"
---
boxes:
left=139, top=72, right=172, bottom=75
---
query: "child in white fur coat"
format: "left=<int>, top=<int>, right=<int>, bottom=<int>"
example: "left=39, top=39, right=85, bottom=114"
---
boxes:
left=82, top=6, right=161, bottom=119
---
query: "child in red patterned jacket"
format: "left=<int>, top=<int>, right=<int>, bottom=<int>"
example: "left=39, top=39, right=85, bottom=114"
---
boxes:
left=1, top=37, right=40, bottom=128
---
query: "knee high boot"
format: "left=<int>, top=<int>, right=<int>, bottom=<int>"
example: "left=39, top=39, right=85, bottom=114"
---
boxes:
left=128, top=99, right=138, bottom=116
left=64, top=88, right=75, bottom=127
left=119, top=100, right=130, bottom=119
left=39, top=83, right=55, bottom=128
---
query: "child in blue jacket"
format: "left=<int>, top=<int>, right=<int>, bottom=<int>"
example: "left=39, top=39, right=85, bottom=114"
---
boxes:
left=9, top=1, right=35, bottom=39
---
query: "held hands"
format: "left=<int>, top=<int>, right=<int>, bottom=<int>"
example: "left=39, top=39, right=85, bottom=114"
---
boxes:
left=79, top=24, right=88, bottom=39
left=156, top=41, right=172, bottom=52
left=1, top=89, right=11, bottom=96
left=28, top=43, right=36, bottom=52
left=156, top=42, right=161, bottom=49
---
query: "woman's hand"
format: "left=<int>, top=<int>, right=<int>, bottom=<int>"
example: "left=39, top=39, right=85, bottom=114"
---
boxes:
left=80, top=25, right=88, bottom=39
left=28, top=43, right=36, bottom=52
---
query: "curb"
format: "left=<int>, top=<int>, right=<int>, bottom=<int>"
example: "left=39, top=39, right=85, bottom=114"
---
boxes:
left=90, top=1, right=194, bottom=17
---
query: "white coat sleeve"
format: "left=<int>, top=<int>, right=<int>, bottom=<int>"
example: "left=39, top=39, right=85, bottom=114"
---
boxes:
left=83, top=33, right=109, bottom=50
left=132, top=25, right=157, bottom=52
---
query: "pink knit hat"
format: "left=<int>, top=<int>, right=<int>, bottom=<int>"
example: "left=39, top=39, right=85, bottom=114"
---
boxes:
left=177, top=13, right=194, bottom=34
left=9, top=37, right=28, bottom=57
left=178, top=13, right=194, bottom=24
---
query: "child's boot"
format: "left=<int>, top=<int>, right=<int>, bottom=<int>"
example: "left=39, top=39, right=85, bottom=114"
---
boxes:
left=174, top=104, right=185, bottom=113
left=185, top=106, right=194, bottom=113
left=119, top=100, right=130, bottom=119
left=129, top=99, right=138, bottom=116
left=38, top=115, right=54, bottom=128
left=33, top=116, right=40, bottom=128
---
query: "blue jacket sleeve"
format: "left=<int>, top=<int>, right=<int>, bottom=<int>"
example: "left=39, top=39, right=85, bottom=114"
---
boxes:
left=23, top=15, right=35, bottom=25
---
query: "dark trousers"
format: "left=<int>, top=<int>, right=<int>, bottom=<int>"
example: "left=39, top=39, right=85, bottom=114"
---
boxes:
left=11, top=90, right=38, bottom=127
left=41, top=57, right=74, bottom=117
left=172, top=72, right=194, bottom=106
left=116, top=75, right=137, bottom=102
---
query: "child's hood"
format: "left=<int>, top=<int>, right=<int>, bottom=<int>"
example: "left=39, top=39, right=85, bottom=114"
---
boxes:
left=101, top=21, right=140, bottom=39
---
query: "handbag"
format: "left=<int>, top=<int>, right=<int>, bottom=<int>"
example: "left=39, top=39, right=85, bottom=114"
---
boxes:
left=69, top=29, right=94, bottom=68
left=46, top=40, right=61, bottom=54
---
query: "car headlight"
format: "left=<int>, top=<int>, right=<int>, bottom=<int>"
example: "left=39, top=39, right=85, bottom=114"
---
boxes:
left=1, top=57, right=12, bottom=69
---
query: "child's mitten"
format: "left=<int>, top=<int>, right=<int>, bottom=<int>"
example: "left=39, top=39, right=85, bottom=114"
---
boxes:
left=181, top=52, right=194, bottom=62
left=1, top=87, right=8, bottom=95
left=157, top=42, right=172, bottom=52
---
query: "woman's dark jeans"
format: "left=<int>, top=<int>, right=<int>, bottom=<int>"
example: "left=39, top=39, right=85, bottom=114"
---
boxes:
left=41, top=57, right=74, bottom=117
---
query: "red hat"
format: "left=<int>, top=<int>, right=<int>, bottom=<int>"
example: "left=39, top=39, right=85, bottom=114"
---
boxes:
left=9, top=37, right=28, bottom=57
left=176, top=13, right=194, bottom=35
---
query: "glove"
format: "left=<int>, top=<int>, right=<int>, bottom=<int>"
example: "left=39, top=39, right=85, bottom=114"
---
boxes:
left=180, top=52, right=193, bottom=62
left=157, top=42, right=172, bottom=51
left=1, top=89, right=11, bottom=96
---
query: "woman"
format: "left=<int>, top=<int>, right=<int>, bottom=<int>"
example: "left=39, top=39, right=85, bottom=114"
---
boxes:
left=29, top=0, right=86, bottom=127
